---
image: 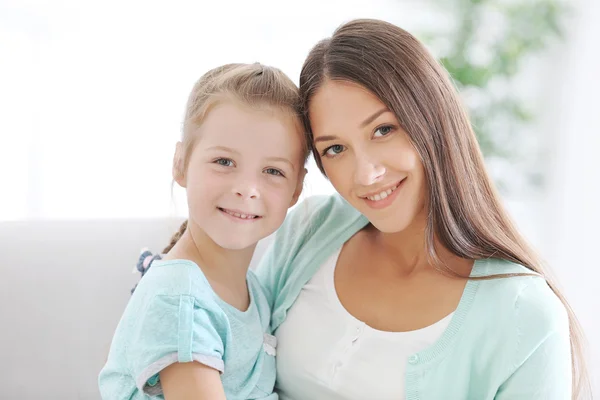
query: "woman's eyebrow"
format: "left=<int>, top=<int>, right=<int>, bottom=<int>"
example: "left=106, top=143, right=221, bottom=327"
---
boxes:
left=314, top=108, right=391, bottom=143
left=360, top=108, right=389, bottom=128
left=314, top=135, right=339, bottom=144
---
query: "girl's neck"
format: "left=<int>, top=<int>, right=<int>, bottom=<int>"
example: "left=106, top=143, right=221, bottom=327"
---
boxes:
left=166, top=220, right=256, bottom=290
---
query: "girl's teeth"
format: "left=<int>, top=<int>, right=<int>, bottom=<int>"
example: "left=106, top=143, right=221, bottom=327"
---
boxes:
left=225, top=210, right=255, bottom=219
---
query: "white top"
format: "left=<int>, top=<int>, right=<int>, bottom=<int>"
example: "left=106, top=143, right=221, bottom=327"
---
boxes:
left=275, top=248, right=453, bottom=400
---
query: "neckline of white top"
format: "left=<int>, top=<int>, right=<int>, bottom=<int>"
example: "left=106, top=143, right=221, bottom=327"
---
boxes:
left=323, top=247, right=455, bottom=340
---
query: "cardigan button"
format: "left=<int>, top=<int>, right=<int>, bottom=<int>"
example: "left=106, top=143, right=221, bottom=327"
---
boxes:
left=408, top=354, right=419, bottom=365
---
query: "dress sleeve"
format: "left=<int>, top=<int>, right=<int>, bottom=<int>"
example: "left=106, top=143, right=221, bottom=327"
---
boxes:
left=127, top=294, right=228, bottom=396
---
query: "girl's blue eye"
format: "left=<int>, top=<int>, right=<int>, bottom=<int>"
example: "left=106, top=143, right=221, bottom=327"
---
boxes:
left=215, top=158, right=234, bottom=167
left=265, top=168, right=284, bottom=177
left=323, top=144, right=345, bottom=157
left=374, top=125, right=394, bottom=137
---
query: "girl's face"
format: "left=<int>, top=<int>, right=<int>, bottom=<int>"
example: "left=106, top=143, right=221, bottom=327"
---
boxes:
left=175, top=100, right=305, bottom=250
left=309, top=80, right=427, bottom=234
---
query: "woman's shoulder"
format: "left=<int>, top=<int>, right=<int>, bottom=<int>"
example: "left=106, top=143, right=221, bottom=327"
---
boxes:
left=462, top=258, right=572, bottom=386
left=266, top=193, right=368, bottom=264
left=284, top=193, right=366, bottom=236
left=254, top=194, right=368, bottom=326
left=290, top=193, right=354, bottom=219
left=474, top=258, right=569, bottom=337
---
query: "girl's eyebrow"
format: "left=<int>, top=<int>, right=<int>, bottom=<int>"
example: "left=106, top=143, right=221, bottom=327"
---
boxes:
left=207, top=146, right=295, bottom=171
left=266, top=156, right=295, bottom=171
left=206, top=145, right=240, bottom=155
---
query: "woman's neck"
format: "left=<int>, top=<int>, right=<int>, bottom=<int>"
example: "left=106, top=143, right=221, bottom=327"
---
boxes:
left=365, top=211, right=472, bottom=277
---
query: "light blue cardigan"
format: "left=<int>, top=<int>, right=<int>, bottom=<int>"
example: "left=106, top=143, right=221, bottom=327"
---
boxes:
left=256, top=194, right=572, bottom=399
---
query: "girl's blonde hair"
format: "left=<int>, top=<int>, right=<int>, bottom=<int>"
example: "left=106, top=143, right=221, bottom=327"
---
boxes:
left=164, top=63, right=308, bottom=253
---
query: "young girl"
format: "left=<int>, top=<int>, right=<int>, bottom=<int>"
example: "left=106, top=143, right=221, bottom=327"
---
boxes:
left=99, top=63, right=307, bottom=400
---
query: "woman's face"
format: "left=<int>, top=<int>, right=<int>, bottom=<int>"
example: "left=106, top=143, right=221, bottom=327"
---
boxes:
left=309, top=80, right=427, bottom=234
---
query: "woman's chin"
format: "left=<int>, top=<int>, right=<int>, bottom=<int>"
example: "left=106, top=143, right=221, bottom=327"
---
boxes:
left=364, top=214, right=414, bottom=235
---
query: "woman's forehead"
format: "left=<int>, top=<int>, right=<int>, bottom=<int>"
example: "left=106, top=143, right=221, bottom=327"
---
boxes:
left=309, top=80, right=390, bottom=134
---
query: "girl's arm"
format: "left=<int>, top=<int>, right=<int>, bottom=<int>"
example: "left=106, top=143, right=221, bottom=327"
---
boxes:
left=160, top=361, right=226, bottom=400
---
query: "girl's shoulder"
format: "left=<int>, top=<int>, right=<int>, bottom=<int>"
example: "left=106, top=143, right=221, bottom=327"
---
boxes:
left=134, top=258, right=221, bottom=309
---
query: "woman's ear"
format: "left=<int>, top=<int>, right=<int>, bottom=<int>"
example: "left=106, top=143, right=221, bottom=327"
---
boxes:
left=290, top=167, right=308, bottom=207
left=173, top=142, right=186, bottom=188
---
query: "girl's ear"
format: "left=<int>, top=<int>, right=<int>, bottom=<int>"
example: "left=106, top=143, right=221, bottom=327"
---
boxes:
left=173, top=142, right=186, bottom=188
left=290, top=167, right=307, bottom=207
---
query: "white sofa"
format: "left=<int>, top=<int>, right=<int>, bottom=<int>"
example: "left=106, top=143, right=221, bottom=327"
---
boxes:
left=0, top=219, right=272, bottom=399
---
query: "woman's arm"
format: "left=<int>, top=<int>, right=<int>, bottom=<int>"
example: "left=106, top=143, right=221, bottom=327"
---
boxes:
left=160, top=362, right=226, bottom=400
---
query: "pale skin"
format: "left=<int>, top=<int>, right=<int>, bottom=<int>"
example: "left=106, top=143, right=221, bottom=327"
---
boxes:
left=310, top=80, right=474, bottom=332
left=158, top=100, right=305, bottom=399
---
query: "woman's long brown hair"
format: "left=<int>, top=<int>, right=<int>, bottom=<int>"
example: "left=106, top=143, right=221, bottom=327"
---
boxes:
left=299, top=19, right=589, bottom=399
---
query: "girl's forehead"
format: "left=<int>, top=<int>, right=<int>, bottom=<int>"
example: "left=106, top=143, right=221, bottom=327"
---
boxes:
left=193, top=102, right=304, bottom=166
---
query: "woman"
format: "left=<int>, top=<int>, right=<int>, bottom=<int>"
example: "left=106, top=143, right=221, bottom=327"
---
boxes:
left=256, top=19, right=589, bottom=399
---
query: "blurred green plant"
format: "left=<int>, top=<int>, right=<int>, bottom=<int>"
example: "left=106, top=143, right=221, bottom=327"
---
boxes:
left=422, top=0, right=567, bottom=191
